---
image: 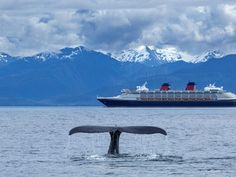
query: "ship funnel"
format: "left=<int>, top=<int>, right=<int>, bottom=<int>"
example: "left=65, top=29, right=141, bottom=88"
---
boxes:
left=160, top=83, right=170, bottom=91
left=186, top=82, right=196, bottom=91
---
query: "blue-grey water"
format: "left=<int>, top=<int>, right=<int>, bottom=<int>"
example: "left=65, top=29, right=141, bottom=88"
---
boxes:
left=1, top=107, right=236, bottom=177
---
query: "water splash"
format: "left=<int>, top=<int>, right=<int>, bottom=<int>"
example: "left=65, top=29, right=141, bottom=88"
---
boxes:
left=70, top=154, right=107, bottom=161
left=65, top=136, right=71, bottom=158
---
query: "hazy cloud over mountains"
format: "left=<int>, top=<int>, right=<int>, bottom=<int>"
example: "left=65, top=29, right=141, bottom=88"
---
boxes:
left=0, top=0, right=236, bottom=56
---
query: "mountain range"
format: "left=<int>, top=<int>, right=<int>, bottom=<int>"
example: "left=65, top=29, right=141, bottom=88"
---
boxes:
left=0, top=46, right=235, bottom=105
left=112, top=45, right=224, bottom=66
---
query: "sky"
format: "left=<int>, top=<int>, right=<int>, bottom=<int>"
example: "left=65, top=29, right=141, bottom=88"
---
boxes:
left=0, top=0, right=236, bottom=56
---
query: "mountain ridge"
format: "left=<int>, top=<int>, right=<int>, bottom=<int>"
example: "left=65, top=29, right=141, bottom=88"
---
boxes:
left=0, top=45, right=225, bottom=64
left=0, top=46, right=235, bottom=105
left=112, top=45, right=225, bottom=65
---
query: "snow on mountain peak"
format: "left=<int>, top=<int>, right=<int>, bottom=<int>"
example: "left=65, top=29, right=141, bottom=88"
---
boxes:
left=0, top=53, right=11, bottom=62
left=33, top=46, right=91, bottom=61
left=112, top=46, right=225, bottom=65
left=112, top=46, right=184, bottom=65
left=112, top=45, right=150, bottom=63
left=35, top=52, right=59, bottom=61
left=154, top=47, right=182, bottom=62
left=192, top=50, right=224, bottom=63
left=0, top=46, right=226, bottom=65
left=60, top=46, right=91, bottom=59
left=0, top=53, right=8, bottom=58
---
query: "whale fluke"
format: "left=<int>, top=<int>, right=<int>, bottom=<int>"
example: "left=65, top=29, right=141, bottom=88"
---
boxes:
left=120, top=126, right=167, bottom=135
left=69, top=126, right=115, bottom=135
left=69, top=126, right=167, bottom=135
left=69, top=125, right=167, bottom=155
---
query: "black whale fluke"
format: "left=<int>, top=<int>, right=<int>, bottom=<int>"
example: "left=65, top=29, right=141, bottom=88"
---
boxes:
left=69, top=125, right=167, bottom=155
left=69, top=126, right=115, bottom=135
left=120, top=126, right=167, bottom=135
left=69, top=126, right=167, bottom=135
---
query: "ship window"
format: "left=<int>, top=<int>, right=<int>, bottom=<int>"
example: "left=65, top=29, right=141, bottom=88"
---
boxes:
left=140, top=93, right=147, bottom=98
left=175, top=93, right=181, bottom=98
left=168, top=93, right=174, bottom=98
left=199, top=93, right=204, bottom=98
left=156, top=93, right=161, bottom=98
left=182, top=93, right=188, bottom=98
left=162, top=93, right=167, bottom=98
left=148, top=93, right=154, bottom=98
left=189, top=94, right=194, bottom=98
left=205, top=94, right=210, bottom=99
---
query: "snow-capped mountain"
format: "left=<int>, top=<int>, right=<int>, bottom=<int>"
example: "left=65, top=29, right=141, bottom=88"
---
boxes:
left=0, top=46, right=93, bottom=63
left=32, top=46, right=92, bottom=61
left=0, top=52, right=12, bottom=62
left=112, top=46, right=225, bottom=65
left=0, top=45, right=235, bottom=105
left=34, top=51, right=59, bottom=61
left=112, top=46, right=183, bottom=66
left=191, top=50, right=224, bottom=63
left=0, top=46, right=225, bottom=65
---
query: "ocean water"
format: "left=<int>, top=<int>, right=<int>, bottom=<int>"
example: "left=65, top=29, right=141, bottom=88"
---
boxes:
left=0, top=107, right=236, bottom=177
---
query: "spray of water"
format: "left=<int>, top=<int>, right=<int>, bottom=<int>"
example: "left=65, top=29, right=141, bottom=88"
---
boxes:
left=65, top=136, right=71, bottom=158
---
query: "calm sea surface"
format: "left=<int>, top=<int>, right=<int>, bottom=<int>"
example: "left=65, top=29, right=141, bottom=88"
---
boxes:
left=0, top=107, right=236, bottom=177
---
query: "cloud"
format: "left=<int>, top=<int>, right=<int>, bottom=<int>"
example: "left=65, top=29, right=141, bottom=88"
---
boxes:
left=0, top=1, right=236, bottom=56
left=136, top=4, right=236, bottom=54
left=75, top=9, right=154, bottom=51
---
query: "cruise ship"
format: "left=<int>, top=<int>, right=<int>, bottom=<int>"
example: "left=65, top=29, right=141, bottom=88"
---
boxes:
left=97, top=82, right=236, bottom=107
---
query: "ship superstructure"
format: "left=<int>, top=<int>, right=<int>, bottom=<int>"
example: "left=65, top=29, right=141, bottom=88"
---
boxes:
left=97, top=82, right=236, bottom=107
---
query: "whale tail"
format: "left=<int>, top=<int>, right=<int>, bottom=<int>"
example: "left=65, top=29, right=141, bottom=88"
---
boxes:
left=69, top=125, right=167, bottom=135
left=69, top=125, right=167, bottom=155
